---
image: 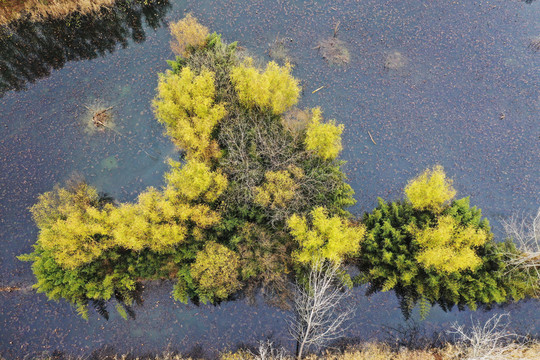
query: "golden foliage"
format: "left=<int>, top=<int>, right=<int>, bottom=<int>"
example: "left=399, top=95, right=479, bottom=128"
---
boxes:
left=111, top=159, right=226, bottom=253
left=110, top=189, right=188, bottom=253
left=30, top=183, right=113, bottom=269
left=405, top=165, right=456, bottom=213
left=255, top=166, right=304, bottom=209
left=305, top=108, right=344, bottom=160
left=409, top=215, right=489, bottom=273
left=287, top=207, right=364, bottom=265
left=153, top=66, right=226, bottom=161
left=31, top=157, right=229, bottom=269
left=190, top=242, right=242, bottom=302
left=230, top=58, right=301, bottom=114
left=0, top=0, right=117, bottom=26
left=169, top=13, right=210, bottom=57
left=164, top=159, right=228, bottom=203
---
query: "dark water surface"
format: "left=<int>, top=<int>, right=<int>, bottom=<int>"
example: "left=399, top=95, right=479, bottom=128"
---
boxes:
left=0, top=0, right=539, bottom=358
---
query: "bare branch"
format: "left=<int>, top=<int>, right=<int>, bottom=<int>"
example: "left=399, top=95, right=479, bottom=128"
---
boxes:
left=287, top=260, right=355, bottom=359
left=501, top=207, right=540, bottom=296
left=447, top=313, right=531, bottom=360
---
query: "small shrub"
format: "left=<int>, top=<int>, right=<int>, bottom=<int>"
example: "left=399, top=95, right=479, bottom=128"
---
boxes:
left=405, top=165, right=456, bottom=213
left=230, top=58, right=300, bottom=114
left=191, top=242, right=242, bottom=302
left=169, top=13, right=209, bottom=57
left=305, top=108, right=344, bottom=160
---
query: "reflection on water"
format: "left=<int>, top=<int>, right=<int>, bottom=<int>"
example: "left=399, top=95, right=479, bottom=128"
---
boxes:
left=0, top=0, right=538, bottom=357
left=0, top=0, right=171, bottom=97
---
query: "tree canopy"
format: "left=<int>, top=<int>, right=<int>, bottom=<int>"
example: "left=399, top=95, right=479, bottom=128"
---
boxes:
left=356, top=168, right=528, bottom=318
left=20, top=16, right=356, bottom=319
left=20, top=17, right=532, bottom=321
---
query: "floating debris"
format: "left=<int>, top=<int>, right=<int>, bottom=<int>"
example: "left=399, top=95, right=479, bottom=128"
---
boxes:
left=91, top=106, right=114, bottom=128
left=82, top=100, right=116, bottom=133
left=0, top=286, right=20, bottom=292
left=529, top=36, right=540, bottom=52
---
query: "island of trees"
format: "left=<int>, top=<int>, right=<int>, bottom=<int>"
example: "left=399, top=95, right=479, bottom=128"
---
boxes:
left=19, top=14, right=538, bottom=359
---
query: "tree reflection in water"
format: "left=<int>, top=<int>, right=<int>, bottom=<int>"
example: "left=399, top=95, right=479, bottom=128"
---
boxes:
left=0, top=0, right=171, bottom=97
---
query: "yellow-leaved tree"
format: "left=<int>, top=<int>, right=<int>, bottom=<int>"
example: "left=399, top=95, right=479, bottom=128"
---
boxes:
left=409, top=215, right=489, bottom=273
left=287, top=207, right=364, bottom=265
left=405, top=165, right=456, bottom=213
left=153, top=66, right=226, bottom=161
left=304, top=108, right=344, bottom=160
left=230, top=58, right=300, bottom=114
left=255, top=165, right=304, bottom=209
left=164, top=159, right=228, bottom=203
left=169, top=13, right=209, bottom=57
left=109, top=188, right=188, bottom=253
left=30, top=183, right=113, bottom=269
left=190, top=242, right=242, bottom=302
left=111, top=159, right=226, bottom=253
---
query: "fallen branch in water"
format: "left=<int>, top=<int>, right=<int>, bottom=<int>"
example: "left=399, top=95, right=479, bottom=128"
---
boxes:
left=0, top=286, right=21, bottom=292
left=368, top=131, right=377, bottom=145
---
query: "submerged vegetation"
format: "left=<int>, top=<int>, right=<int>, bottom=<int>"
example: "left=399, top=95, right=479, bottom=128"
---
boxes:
left=19, top=14, right=537, bottom=344
left=316, top=22, right=350, bottom=66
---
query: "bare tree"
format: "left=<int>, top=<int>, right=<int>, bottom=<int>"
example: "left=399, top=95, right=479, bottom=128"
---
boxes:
left=288, top=260, right=354, bottom=359
left=249, top=340, right=287, bottom=360
left=502, top=207, right=540, bottom=296
left=447, top=313, right=528, bottom=360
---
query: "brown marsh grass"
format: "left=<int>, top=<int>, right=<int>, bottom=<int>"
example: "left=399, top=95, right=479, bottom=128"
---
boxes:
left=0, top=0, right=117, bottom=25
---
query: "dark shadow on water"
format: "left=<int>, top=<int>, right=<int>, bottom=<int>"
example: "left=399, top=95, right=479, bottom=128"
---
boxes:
left=0, top=0, right=171, bottom=98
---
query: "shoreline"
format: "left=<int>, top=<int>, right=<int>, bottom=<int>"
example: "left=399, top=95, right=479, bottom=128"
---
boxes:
left=4, top=340, right=539, bottom=360
left=0, top=0, right=118, bottom=26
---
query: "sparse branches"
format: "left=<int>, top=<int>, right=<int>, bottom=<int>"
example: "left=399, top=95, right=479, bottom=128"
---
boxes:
left=288, top=260, right=355, bottom=359
left=250, top=340, right=287, bottom=360
left=502, top=208, right=540, bottom=296
left=448, top=313, right=527, bottom=360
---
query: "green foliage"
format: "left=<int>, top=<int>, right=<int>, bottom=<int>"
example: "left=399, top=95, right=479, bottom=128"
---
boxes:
left=304, top=108, right=344, bottom=160
left=234, top=223, right=292, bottom=307
left=190, top=242, right=241, bottom=302
left=21, top=20, right=442, bottom=320
left=405, top=165, right=456, bottom=213
left=356, top=196, right=527, bottom=319
left=230, top=58, right=300, bottom=114
left=288, top=207, right=364, bottom=265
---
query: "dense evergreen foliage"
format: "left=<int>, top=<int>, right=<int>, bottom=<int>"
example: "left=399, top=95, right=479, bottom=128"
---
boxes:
left=355, top=167, right=529, bottom=318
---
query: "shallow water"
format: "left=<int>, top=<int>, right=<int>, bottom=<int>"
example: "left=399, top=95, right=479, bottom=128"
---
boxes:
left=0, top=0, right=539, bottom=358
